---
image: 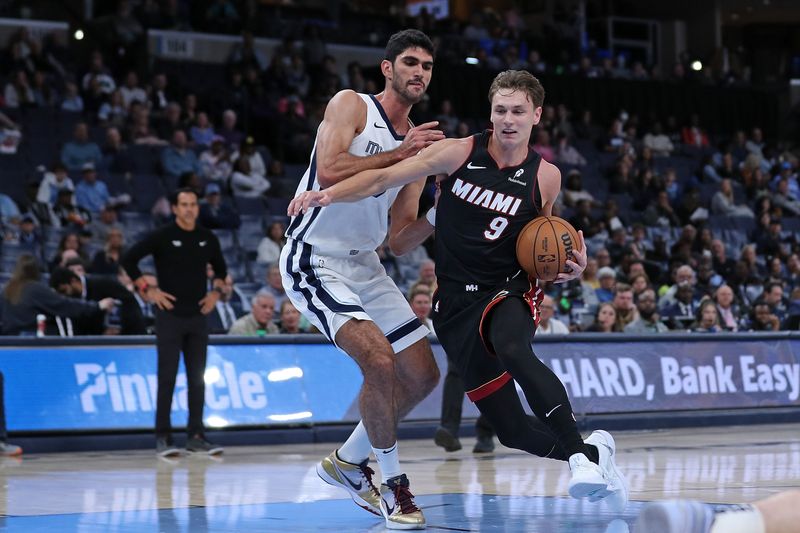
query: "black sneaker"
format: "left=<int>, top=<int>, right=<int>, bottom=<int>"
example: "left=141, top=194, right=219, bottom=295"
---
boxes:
left=186, top=434, right=224, bottom=456
left=472, top=434, right=495, bottom=454
left=433, top=426, right=462, bottom=452
left=156, top=437, right=181, bottom=458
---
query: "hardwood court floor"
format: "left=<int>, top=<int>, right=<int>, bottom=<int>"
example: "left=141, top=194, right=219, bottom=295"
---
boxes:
left=0, top=424, right=797, bottom=532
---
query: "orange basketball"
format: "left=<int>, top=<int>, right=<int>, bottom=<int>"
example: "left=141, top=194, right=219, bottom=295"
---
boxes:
left=516, top=216, right=582, bottom=281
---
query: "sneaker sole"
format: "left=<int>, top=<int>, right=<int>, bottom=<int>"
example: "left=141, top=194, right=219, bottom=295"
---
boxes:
left=316, top=461, right=381, bottom=516
left=157, top=449, right=182, bottom=458
left=380, top=500, right=426, bottom=530
left=186, top=447, right=224, bottom=456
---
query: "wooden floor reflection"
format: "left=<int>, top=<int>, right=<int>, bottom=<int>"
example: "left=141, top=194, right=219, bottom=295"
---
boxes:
left=0, top=424, right=797, bottom=532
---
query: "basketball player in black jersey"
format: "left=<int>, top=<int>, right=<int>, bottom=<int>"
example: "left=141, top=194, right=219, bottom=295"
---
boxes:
left=289, top=70, right=629, bottom=511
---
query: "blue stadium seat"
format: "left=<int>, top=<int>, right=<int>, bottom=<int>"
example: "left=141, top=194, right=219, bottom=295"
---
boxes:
left=130, top=173, right=166, bottom=212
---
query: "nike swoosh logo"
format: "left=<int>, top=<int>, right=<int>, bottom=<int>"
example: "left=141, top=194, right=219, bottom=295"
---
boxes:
left=382, top=444, right=397, bottom=454
left=335, top=464, right=362, bottom=490
left=374, top=121, right=387, bottom=129
left=383, top=497, right=395, bottom=515
left=545, top=404, right=562, bottom=418
left=199, top=241, right=207, bottom=246
left=467, top=162, right=487, bottom=170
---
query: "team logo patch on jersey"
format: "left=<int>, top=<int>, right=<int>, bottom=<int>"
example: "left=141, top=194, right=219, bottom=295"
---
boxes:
left=365, top=141, right=383, bottom=155
left=171, top=240, right=182, bottom=247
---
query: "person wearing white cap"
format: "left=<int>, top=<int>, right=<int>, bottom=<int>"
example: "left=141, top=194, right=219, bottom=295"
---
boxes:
left=595, top=266, right=617, bottom=303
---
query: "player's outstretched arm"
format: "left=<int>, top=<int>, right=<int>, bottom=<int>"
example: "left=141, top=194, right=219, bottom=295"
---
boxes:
left=315, top=90, right=444, bottom=187
left=288, top=137, right=469, bottom=215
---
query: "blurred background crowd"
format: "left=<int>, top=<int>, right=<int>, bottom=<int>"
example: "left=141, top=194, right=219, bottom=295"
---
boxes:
left=0, top=0, right=799, bottom=336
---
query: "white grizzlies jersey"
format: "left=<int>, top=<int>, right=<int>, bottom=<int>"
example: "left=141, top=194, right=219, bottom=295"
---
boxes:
left=286, top=93, right=405, bottom=253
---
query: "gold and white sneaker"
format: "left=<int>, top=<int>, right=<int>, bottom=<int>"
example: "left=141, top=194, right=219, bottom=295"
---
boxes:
left=379, top=474, right=426, bottom=530
left=316, top=450, right=382, bottom=516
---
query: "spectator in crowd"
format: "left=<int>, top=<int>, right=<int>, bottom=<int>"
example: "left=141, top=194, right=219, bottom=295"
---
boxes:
left=681, top=114, right=710, bottom=149
left=0, top=193, right=21, bottom=228
left=228, top=30, right=268, bottom=72
left=17, top=214, right=42, bottom=253
left=409, top=286, right=434, bottom=333
left=711, top=239, right=736, bottom=280
left=644, top=190, right=682, bottom=228
left=1, top=254, right=113, bottom=336
left=50, top=267, right=145, bottom=335
left=189, top=112, right=215, bottom=147
left=277, top=300, right=306, bottom=334
left=749, top=302, right=780, bottom=331
left=585, top=302, right=621, bottom=332
left=36, top=162, right=73, bottom=206
left=771, top=178, right=800, bottom=216
left=89, top=227, right=125, bottom=276
left=782, top=287, right=800, bottom=330
left=60, top=80, right=84, bottom=112
left=199, top=183, right=241, bottom=230
left=714, top=284, right=741, bottom=331
left=199, top=137, right=233, bottom=183
left=612, top=283, right=639, bottom=329
left=74, top=163, right=110, bottom=214
left=261, top=264, right=288, bottom=312
left=256, top=221, right=287, bottom=266
left=628, top=273, right=651, bottom=298
left=711, top=178, right=755, bottom=217
left=49, top=231, right=89, bottom=270
left=554, top=133, right=587, bottom=166
left=89, top=205, right=123, bottom=242
left=0, top=371, right=22, bottom=455
left=531, top=129, right=554, bottom=162
left=659, top=264, right=696, bottom=308
left=562, top=169, right=597, bottom=207
left=642, top=122, right=674, bottom=157
left=536, top=295, right=569, bottom=335
left=156, top=102, right=184, bottom=140
left=662, top=282, right=700, bottom=330
left=97, top=89, right=127, bottom=128
left=149, top=73, right=171, bottom=114
left=207, top=275, right=242, bottom=334
left=229, top=291, right=279, bottom=335
left=624, top=289, right=667, bottom=333
left=569, top=199, right=604, bottom=238
left=161, top=130, right=201, bottom=180
left=786, top=254, right=800, bottom=290
left=53, top=188, right=91, bottom=229
left=745, top=127, right=765, bottom=158
left=81, top=50, right=115, bottom=95
left=233, top=136, right=268, bottom=179
left=761, top=282, right=787, bottom=323
left=691, top=299, right=722, bottom=333
left=595, top=266, right=617, bottom=303
left=217, top=109, right=245, bottom=149
left=60, top=122, right=102, bottom=172
left=119, top=70, right=147, bottom=108
left=230, top=156, right=271, bottom=198
left=4, top=69, right=34, bottom=108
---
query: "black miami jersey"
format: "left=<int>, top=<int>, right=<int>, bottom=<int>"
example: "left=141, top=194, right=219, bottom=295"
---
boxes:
left=435, top=130, right=543, bottom=290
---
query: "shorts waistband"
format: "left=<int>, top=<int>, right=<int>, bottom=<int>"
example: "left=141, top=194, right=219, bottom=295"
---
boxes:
left=287, top=239, right=374, bottom=258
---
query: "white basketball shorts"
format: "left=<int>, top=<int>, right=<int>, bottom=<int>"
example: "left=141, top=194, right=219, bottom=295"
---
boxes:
left=280, top=238, right=429, bottom=353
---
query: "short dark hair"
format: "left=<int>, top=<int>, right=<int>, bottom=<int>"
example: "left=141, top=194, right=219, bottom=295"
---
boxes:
left=384, top=29, right=435, bottom=63
left=169, top=187, right=198, bottom=206
left=50, top=267, right=80, bottom=289
left=488, top=70, right=545, bottom=108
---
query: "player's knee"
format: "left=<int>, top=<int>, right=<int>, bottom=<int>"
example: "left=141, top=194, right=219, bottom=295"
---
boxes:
left=493, top=338, right=533, bottom=365
left=359, top=349, right=395, bottom=382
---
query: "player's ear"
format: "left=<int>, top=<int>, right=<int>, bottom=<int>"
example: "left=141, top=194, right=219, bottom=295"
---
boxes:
left=380, top=59, right=393, bottom=80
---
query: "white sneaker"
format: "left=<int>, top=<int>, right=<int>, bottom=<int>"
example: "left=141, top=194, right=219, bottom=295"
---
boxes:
left=568, top=452, right=606, bottom=499
left=635, top=500, right=714, bottom=533
left=316, top=450, right=382, bottom=516
left=585, top=430, right=629, bottom=512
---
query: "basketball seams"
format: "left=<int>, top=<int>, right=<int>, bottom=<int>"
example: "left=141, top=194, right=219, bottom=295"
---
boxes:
left=546, top=217, right=560, bottom=281
left=530, top=220, right=545, bottom=280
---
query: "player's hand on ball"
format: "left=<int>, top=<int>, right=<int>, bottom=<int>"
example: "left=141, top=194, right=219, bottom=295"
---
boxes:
left=287, top=191, right=332, bottom=215
left=555, top=230, right=587, bottom=284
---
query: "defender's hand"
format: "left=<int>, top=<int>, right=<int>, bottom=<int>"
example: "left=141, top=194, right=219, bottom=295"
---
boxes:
left=288, top=190, right=332, bottom=215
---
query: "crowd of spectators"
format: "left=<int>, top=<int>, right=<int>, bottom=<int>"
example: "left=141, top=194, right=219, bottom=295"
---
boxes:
left=0, top=3, right=797, bottom=337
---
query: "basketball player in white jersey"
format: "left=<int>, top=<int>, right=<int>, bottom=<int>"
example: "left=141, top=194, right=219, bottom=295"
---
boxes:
left=280, top=29, right=443, bottom=529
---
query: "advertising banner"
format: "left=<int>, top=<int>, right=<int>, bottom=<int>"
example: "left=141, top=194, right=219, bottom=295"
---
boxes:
left=1, top=335, right=797, bottom=432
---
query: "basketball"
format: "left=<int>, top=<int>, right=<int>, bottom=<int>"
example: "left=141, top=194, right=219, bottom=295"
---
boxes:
left=516, top=216, right=582, bottom=281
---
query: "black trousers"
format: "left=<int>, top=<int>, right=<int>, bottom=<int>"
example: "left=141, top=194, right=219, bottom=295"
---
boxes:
left=440, top=356, right=495, bottom=439
left=155, top=311, right=209, bottom=438
left=0, top=372, right=6, bottom=442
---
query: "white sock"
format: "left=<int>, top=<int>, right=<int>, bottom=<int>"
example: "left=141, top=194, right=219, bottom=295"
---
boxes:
left=337, top=421, right=373, bottom=464
left=710, top=507, right=765, bottom=533
left=372, top=442, right=402, bottom=483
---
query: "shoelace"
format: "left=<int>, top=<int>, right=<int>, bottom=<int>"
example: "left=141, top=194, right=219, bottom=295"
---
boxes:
left=392, top=484, right=420, bottom=514
left=357, top=461, right=380, bottom=495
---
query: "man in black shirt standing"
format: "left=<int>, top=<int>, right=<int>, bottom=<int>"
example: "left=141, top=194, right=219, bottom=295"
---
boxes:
left=122, top=188, right=227, bottom=457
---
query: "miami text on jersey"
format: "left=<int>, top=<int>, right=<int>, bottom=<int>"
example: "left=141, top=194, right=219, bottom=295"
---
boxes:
left=451, top=177, right=523, bottom=215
